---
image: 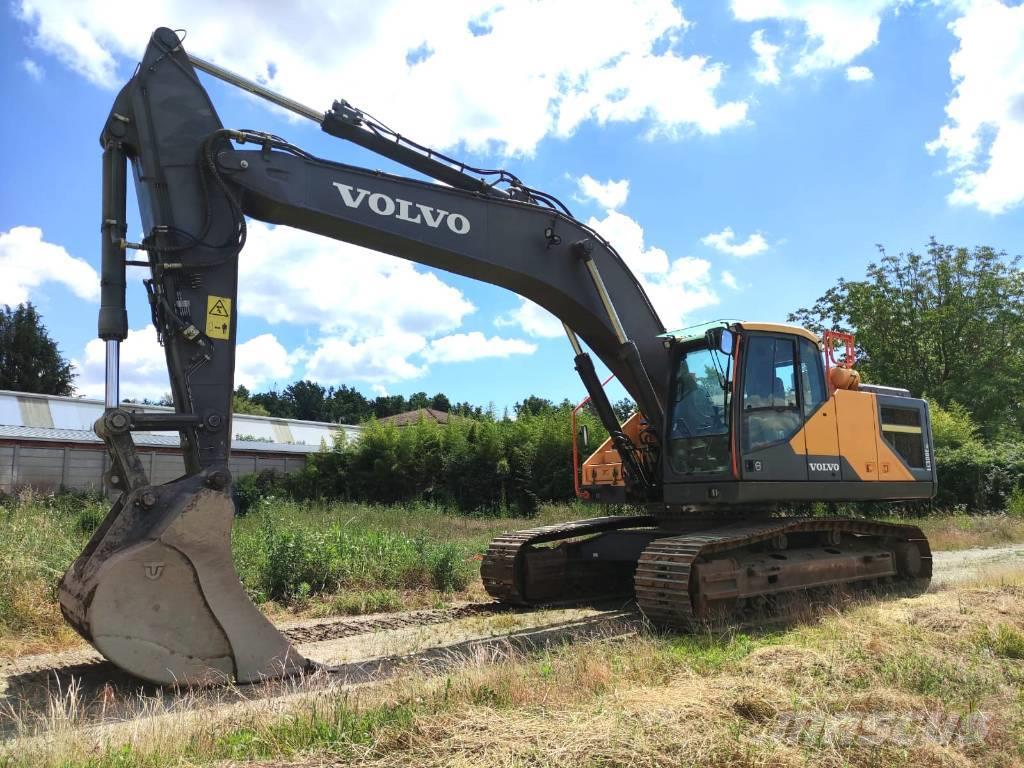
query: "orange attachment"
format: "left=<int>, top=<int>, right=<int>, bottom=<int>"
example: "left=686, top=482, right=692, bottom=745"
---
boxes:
left=579, top=412, right=645, bottom=490
left=829, top=366, right=861, bottom=391
left=824, top=329, right=859, bottom=394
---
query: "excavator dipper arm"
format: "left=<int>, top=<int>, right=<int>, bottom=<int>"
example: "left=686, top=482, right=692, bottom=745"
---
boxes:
left=59, top=28, right=669, bottom=685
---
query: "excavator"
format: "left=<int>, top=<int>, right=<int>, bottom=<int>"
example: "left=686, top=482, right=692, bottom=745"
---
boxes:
left=59, top=28, right=936, bottom=686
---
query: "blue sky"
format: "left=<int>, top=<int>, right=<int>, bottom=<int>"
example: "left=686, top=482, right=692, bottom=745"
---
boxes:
left=1, top=1, right=1021, bottom=414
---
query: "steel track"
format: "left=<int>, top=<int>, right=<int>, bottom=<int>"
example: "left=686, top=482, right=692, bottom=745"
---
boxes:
left=634, top=518, right=932, bottom=629
left=481, top=514, right=658, bottom=603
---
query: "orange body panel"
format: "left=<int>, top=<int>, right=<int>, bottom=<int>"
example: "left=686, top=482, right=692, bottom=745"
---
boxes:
left=800, top=402, right=840, bottom=458
left=833, top=390, right=879, bottom=480
left=584, top=389, right=917, bottom=489
left=581, top=412, right=644, bottom=487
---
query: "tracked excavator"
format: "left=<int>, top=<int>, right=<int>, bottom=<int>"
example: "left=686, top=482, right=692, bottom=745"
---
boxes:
left=60, top=28, right=935, bottom=686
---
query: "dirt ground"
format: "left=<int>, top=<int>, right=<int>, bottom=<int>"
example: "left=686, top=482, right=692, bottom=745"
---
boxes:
left=929, top=542, right=1024, bottom=586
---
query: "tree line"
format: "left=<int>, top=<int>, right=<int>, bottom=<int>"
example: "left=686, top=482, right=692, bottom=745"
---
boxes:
left=233, top=381, right=475, bottom=422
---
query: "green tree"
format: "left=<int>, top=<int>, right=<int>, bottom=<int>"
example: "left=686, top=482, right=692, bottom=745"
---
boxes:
left=284, top=380, right=327, bottom=421
left=451, top=400, right=483, bottom=418
left=928, top=400, right=979, bottom=450
left=372, top=394, right=408, bottom=418
left=612, top=397, right=636, bottom=422
left=514, top=395, right=554, bottom=418
left=233, top=386, right=270, bottom=416
left=789, top=240, right=1023, bottom=437
left=0, top=303, right=75, bottom=395
left=430, top=392, right=451, bottom=412
left=407, top=391, right=431, bottom=410
left=325, top=384, right=371, bottom=423
left=250, top=388, right=291, bottom=417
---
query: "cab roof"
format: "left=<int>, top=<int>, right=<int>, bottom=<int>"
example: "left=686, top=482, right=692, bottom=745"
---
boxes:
left=659, top=320, right=820, bottom=345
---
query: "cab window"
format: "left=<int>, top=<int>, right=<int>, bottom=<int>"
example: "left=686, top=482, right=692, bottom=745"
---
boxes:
left=668, top=345, right=731, bottom=475
left=798, top=338, right=827, bottom=417
left=742, top=336, right=800, bottom=451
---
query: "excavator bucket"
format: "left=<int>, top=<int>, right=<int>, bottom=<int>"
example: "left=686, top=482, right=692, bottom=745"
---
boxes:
left=59, top=472, right=310, bottom=686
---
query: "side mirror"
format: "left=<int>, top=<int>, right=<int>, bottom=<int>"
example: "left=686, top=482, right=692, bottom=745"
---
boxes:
left=719, top=329, right=734, bottom=355
left=578, top=424, right=590, bottom=450
left=705, top=327, right=734, bottom=355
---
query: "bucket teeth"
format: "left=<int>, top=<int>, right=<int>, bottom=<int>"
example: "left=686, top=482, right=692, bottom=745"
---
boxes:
left=59, top=472, right=310, bottom=686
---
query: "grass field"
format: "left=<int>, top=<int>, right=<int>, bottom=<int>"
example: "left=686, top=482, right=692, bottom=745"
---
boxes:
left=1, top=489, right=1023, bottom=657
left=0, top=491, right=583, bottom=656
left=5, top=567, right=1024, bottom=767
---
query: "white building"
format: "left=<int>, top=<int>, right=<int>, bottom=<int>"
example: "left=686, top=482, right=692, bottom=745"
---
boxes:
left=0, top=390, right=361, bottom=494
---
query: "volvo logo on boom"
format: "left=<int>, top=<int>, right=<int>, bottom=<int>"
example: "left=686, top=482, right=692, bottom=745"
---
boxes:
left=332, top=183, right=471, bottom=235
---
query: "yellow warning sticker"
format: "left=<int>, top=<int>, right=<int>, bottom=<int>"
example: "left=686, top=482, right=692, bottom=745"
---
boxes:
left=206, top=295, right=232, bottom=340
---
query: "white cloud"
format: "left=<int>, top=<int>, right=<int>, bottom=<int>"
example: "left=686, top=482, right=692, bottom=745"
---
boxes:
left=236, top=221, right=481, bottom=384
left=587, top=211, right=718, bottom=329
left=305, top=332, right=428, bottom=385
left=0, top=226, right=99, bottom=306
left=846, top=65, right=874, bottom=81
left=555, top=48, right=748, bottom=141
left=495, top=299, right=565, bottom=339
left=235, top=334, right=293, bottom=390
left=926, top=0, right=1024, bottom=214
left=21, top=58, right=44, bottom=81
left=576, top=175, right=630, bottom=209
left=589, top=210, right=670, bottom=274
left=421, top=332, right=537, bottom=363
left=76, top=327, right=293, bottom=400
left=15, top=0, right=747, bottom=155
left=732, top=1, right=900, bottom=75
left=76, top=324, right=168, bottom=401
left=751, top=30, right=781, bottom=84
left=721, top=270, right=739, bottom=290
left=701, top=227, right=769, bottom=257
left=239, top=221, right=474, bottom=338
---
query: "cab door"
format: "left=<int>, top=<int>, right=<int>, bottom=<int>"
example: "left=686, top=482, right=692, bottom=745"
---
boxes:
left=739, top=335, right=807, bottom=481
left=796, top=337, right=841, bottom=481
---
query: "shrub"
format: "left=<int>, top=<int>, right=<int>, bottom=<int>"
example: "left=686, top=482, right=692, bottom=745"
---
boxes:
left=233, top=503, right=475, bottom=603
left=291, top=404, right=605, bottom=515
left=234, top=470, right=290, bottom=515
left=934, top=440, right=1024, bottom=512
left=929, top=400, right=980, bottom=450
left=428, top=542, right=471, bottom=592
left=978, top=623, right=1024, bottom=659
left=1008, top=486, right=1024, bottom=519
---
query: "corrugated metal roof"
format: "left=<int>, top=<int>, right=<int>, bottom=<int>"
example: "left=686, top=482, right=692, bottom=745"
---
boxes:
left=0, top=425, right=322, bottom=454
left=0, top=389, right=360, bottom=447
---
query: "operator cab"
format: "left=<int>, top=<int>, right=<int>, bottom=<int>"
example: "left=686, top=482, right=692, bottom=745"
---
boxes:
left=577, top=320, right=936, bottom=508
left=658, top=321, right=935, bottom=507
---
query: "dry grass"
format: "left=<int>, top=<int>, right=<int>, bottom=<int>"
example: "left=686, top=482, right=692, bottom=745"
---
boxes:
left=908, top=513, right=1024, bottom=552
left=4, top=565, right=1024, bottom=768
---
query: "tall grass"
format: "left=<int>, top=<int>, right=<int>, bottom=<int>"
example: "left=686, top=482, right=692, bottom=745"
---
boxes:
left=0, top=490, right=101, bottom=652
left=0, top=493, right=579, bottom=651
left=232, top=500, right=476, bottom=601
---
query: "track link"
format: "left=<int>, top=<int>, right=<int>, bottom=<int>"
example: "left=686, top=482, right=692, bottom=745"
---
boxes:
left=481, top=515, right=657, bottom=604
left=634, top=518, right=932, bottom=629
